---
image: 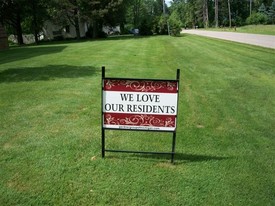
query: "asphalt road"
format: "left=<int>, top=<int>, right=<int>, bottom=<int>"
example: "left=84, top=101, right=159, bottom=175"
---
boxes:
left=181, top=29, right=275, bottom=49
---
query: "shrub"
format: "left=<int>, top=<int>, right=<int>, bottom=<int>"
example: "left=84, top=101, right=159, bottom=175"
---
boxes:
left=168, top=11, right=182, bottom=36
left=158, top=15, right=168, bottom=35
left=246, top=12, right=268, bottom=25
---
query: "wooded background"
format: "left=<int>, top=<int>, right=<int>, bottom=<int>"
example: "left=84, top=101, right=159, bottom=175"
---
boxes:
left=1, top=0, right=274, bottom=44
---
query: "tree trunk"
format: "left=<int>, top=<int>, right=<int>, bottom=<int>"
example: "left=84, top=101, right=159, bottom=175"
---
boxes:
left=203, top=0, right=209, bottom=28
left=92, top=20, right=97, bottom=39
left=0, top=23, right=9, bottom=50
left=228, top=0, right=232, bottom=28
left=215, top=0, right=219, bottom=27
left=250, top=0, right=252, bottom=16
left=34, top=25, right=39, bottom=44
left=16, top=12, right=24, bottom=45
left=120, top=22, right=125, bottom=34
left=133, top=0, right=141, bottom=27
left=74, top=16, right=80, bottom=39
left=74, top=8, right=80, bottom=40
left=32, top=2, right=39, bottom=44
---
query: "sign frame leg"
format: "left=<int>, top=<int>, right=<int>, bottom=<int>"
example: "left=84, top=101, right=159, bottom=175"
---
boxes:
left=101, top=66, right=105, bottom=158
left=171, top=132, right=176, bottom=163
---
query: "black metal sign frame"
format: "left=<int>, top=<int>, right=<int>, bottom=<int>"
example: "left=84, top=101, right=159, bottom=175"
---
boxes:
left=101, top=66, right=180, bottom=163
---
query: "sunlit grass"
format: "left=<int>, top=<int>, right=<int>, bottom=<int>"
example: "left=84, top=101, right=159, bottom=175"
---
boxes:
left=204, top=24, right=275, bottom=35
left=0, top=35, right=274, bottom=205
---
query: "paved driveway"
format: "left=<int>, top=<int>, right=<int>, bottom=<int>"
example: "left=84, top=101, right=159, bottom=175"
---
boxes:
left=181, top=29, right=275, bottom=49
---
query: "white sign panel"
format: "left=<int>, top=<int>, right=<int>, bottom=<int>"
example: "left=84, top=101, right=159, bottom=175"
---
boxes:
left=103, top=79, right=179, bottom=131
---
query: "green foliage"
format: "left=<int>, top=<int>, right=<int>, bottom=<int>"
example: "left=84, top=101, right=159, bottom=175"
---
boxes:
left=258, top=3, right=267, bottom=13
left=267, top=0, right=275, bottom=23
left=245, top=1, right=275, bottom=25
left=49, top=0, right=77, bottom=26
left=169, top=0, right=275, bottom=29
left=168, top=11, right=182, bottom=36
left=0, top=0, right=50, bottom=43
left=246, top=12, right=269, bottom=25
left=2, top=0, right=275, bottom=44
left=139, top=19, right=153, bottom=35
left=170, top=0, right=196, bottom=28
left=124, top=0, right=166, bottom=36
left=157, top=15, right=168, bottom=35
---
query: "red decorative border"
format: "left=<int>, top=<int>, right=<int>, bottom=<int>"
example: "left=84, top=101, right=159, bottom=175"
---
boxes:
left=104, top=113, right=176, bottom=128
left=104, top=79, right=178, bottom=93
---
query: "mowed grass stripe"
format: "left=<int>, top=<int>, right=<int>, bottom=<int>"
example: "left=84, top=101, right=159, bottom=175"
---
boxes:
left=0, top=35, right=274, bottom=205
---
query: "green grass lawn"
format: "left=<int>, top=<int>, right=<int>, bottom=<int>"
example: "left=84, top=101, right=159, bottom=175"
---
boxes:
left=0, top=35, right=274, bottom=205
left=204, top=24, right=275, bottom=35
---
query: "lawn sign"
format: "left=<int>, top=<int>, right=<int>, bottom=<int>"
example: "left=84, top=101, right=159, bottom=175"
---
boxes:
left=101, top=67, right=180, bottom=163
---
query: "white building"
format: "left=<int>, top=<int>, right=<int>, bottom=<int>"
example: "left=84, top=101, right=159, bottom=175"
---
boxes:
left=43, top=21, right=88, bottom=40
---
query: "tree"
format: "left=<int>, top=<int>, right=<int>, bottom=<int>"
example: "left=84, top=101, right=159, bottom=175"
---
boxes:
left=24, top=0, right=49, bottom=44
left=138, top=0, right=161, bottom=35
left=246, top=12, right=268, bottom=24
left=192, top=0, right=211, bottom=28
left=168, top=10, right=182, bottom=36
left=0, top=0, right=25, bottom=45
left=215, top=0, right=219, bottom=27
left=49, top=0, right=82, bottom=39
left=81, top=0, right=123, bottom=38
left=1, top=0, right=51, bottom=45
left=250, top=0, right=252, bottom=16
left=133, top=0, right=143, bottom=28
left=123, top=0, right=167, bottom=35
left=203, top=0, right=209, bottom=28
left=193, top=0, right=209, bottom=28
left=169, top=0, right=274, bottom=28
left=258, top=3, right=267, bottom=13
left=185, top=0, right=197, bottom=28
left=228, top=0, right=232, bottom=27
left=267, top=0, right=275, bottom=23
left=103, top=0, right=131, bottom=34
left=158, top=14, right=168, bottom=34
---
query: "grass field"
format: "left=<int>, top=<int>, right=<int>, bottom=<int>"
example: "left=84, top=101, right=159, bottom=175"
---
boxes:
left=0, top=35, right=275, bottom=205
left=204, top=24, right=275, bottom=35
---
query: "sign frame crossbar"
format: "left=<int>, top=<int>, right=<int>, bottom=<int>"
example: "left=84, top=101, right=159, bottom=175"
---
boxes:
left=101, top=66, right=180, bottom=163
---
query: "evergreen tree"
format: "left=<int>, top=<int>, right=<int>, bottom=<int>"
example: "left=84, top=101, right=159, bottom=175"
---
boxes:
left=258, top=3, right=267, bottom=13
left=267, top=0, right=275, bottom=23
left=168, top=10, right=182, bottom=36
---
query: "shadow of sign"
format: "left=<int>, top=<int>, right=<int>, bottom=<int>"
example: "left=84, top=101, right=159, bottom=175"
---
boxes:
left=113, top=153, right=230, bottom=164
left=174, top=153, right=230, bottom=163
left=0, top=65, right=100, bottom=83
